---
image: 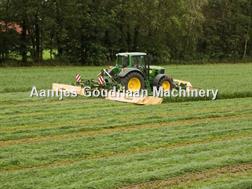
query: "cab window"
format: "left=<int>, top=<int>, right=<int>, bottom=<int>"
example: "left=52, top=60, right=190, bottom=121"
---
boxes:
left=132, top=56, right=144, bottom=68
left=117, top=56, right=129, bottom=67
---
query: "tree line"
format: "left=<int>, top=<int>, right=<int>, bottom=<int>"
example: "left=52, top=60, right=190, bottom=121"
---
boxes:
left=0, top=0, right=251, bottom=65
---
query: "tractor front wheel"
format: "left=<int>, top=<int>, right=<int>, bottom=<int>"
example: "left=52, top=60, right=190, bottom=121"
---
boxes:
left=121, top=72, right=145, bottom=92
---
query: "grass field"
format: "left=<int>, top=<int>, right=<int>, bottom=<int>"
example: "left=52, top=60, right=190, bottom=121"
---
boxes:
left=0, top=64, right=252, bottom=97
left=0, top=63, right=252, bottom=189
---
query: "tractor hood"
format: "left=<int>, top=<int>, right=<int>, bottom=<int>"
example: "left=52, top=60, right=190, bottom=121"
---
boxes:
left=149, top=65, right=165, bottom=70
left=149, top=66, right=165, bottom=76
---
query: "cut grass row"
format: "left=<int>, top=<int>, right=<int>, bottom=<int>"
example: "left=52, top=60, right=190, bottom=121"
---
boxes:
left=1, top=138, right=251, bottom=189
left=1, top=122, right=251, bottom=172
left=0, top=92, right=251, bottom=140
left=0, top=94, right=251, bottom=188
left=125, top=164, right=252, bottom=189
left=170, top=169, right=252, bottom=189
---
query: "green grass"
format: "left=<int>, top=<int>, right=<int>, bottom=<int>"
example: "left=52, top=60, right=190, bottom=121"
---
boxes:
left=0, top=64, right=251, bottom=99
left=0, top=66, right=98, bottom=93
left=171, top=170, right=252, bottom=189
left=0, top=64, right=251, bottom=189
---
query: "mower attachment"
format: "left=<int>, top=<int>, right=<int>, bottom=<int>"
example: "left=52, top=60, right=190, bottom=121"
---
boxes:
left=106, top=93, right=163, bottom=105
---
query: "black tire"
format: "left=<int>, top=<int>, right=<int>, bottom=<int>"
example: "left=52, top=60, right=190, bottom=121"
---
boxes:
left=153, top=75, right=174, bottom=91
left=121, top=72, right=145, bottom=91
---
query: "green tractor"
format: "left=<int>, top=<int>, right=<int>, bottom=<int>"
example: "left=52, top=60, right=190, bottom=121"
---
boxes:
left=97, top=52, right=174, bottom=92
left=76, top=52, right=192, bottom=93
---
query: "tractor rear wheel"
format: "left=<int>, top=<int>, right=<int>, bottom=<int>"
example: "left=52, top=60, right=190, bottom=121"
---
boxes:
left=121, top=72, right=145, bottom=92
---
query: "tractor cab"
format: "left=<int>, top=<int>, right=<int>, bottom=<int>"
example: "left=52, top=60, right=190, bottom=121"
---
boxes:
left=116, top=52, right=165, bottom=79
left=116, top=52, right=147, bottom=69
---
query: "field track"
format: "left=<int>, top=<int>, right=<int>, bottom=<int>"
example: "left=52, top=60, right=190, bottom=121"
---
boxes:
left=0, top=64, right=252, bottom=188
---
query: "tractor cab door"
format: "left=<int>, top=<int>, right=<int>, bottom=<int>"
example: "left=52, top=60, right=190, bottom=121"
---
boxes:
left=131, top=55, right=152, bottom=79
left=117, top=55, right=129, bottom=68
left=131, top=55, right=145, bottom=69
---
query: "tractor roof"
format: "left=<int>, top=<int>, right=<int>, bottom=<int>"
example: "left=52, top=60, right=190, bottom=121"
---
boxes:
left=116, top=52, right=147, bottom=56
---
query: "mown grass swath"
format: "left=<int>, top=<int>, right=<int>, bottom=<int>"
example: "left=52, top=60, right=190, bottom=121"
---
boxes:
left=0, top=64, right=251, bottom=189
left=0, top=93, right=251, bottom=188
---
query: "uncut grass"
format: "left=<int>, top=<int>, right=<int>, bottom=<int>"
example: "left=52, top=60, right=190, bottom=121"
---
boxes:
left=0, top=64, right=251, bottom=97
left=0, top=138, right=251, bottom=189
left=0, top=67, right=101, bottom=93
left=167, top=64, right=252, bottom=94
